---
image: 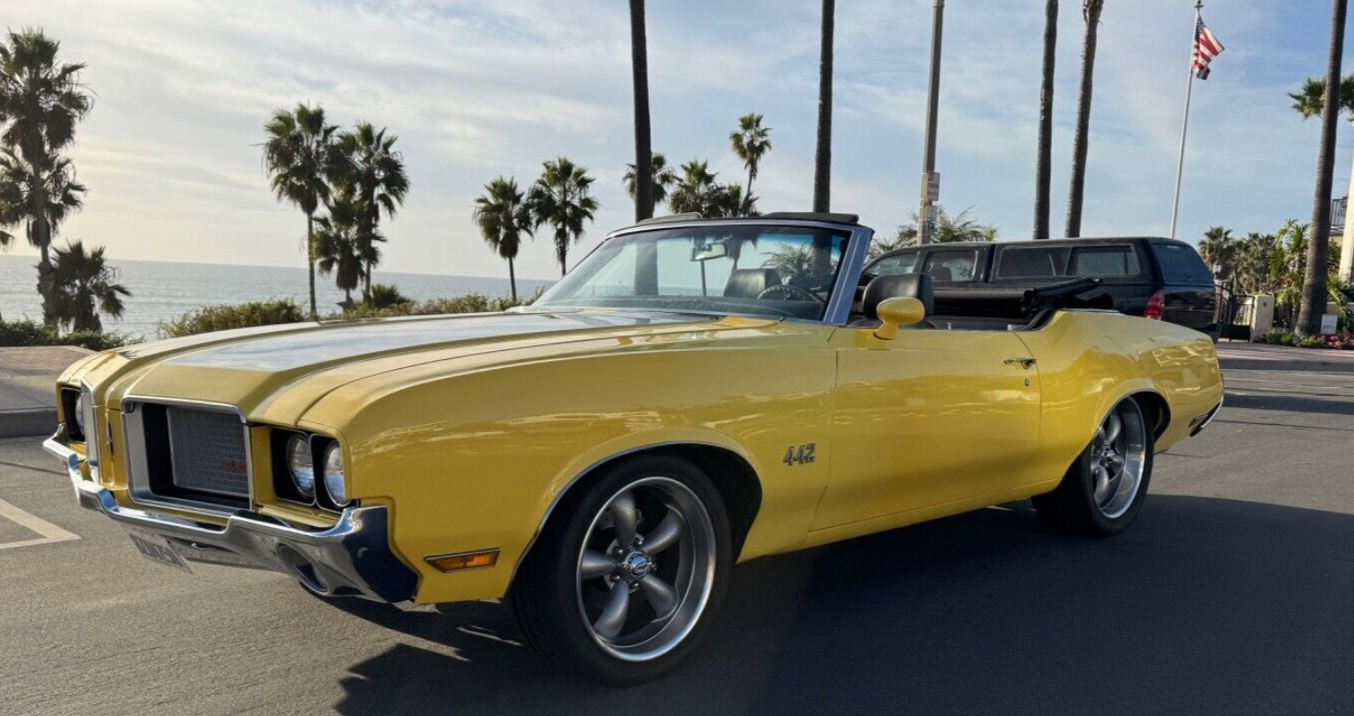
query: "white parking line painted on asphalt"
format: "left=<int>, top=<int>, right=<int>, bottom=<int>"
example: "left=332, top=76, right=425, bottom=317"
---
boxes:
left=0, top=497, right=79, bottom=551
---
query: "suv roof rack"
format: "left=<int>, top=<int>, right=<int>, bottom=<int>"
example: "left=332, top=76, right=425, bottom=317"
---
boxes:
left=634, top=211, right=860, bottom=226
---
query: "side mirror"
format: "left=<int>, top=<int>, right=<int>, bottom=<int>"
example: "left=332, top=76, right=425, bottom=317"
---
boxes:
left=873, top=297, right=926, bottom=340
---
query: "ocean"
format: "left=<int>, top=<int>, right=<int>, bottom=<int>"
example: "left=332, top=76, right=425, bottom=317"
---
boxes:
left=0, top=254, right=553, bottom=340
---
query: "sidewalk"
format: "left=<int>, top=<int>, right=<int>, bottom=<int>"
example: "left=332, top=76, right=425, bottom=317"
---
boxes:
left=1215, top=340, right=1354, bottom=373
left=0, top=346, right=92, bottom=437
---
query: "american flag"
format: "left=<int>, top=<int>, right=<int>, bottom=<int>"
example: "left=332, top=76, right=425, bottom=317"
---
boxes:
left=1192, top=18, right=1224, bottom=80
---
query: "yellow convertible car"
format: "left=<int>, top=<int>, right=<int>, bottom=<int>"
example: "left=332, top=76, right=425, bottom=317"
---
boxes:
left=44, top=213, right=1222, bottom=684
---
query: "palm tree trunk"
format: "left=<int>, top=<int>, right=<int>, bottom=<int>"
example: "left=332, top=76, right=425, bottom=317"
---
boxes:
left=812, top=0, right=835, bottom=214
left=1065, top=0, right=1103, bottom=238
left=1298, top=0, right=1349, bottom=338
left=630, top=0, right=655, bottom=221
left=1033, top=0, right=1058, bottom=241
left=746, top=169, right=756, bottom=207
left=306, top=212, right=318, bottom=319
left=28, top=166, right=56, bottom=326
left=508, top=257, right=518, bottom=302
left=558, top=231, right=569, bottom=276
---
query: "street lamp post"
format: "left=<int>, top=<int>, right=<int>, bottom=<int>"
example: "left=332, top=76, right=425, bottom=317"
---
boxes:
left=919, top=0, right=944, bottom=245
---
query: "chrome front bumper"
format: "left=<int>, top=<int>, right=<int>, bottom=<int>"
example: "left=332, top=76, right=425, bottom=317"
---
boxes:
left=43, top=435, right=416, bottom=602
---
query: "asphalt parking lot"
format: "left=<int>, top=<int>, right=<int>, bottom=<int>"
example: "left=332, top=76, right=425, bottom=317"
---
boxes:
left=3, top=347, right=1353, bottom=715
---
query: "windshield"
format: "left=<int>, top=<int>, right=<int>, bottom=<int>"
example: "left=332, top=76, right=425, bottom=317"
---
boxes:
left=531, top=225, right=851, bottom=320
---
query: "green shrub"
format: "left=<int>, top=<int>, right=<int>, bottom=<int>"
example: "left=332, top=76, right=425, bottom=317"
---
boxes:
left=158, top=299, right=306, bottom=338
left=1259, top=330, right=1295, bottom=346
left=1297, top=337, right=1324, bottom=349
left=0, top=319, right=131, bottom=350
left=365, top=283, right=412, bottom=310
left=62, top=330, right=132, bottom=351
left=156, top=290, right=543, bottom=339
left=0, top=319, right=56, bottom=346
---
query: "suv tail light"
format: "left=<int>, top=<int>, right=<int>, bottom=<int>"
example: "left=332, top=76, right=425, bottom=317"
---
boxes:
left=1144, top=290, right=1165, bottom=320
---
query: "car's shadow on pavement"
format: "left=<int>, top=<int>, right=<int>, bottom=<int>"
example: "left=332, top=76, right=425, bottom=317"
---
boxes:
left=322, top=495, right=1354, bottom=715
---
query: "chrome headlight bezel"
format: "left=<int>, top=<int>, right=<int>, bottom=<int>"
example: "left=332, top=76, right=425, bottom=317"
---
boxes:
left=285, top=434, right=316, bottom=501
left=72, top=392, right=88, bottom=438
left=321, top=442, right=347, bottom=507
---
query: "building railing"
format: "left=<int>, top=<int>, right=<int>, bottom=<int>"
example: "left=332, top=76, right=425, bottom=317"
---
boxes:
left=1333, top=195, right=1347, bottom=233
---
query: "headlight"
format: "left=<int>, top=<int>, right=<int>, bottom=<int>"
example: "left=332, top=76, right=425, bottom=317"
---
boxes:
left=286, top=435, right=315, bottom=500
left=73, top=393, right=87, bottom=438
left=322, top=443, right=346, bottom=506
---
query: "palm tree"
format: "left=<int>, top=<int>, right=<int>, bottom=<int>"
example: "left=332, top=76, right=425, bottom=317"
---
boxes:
left=1236, top=232, right=1278, bottom=295
left=730, top=113, right=772, bottom=206
left=474, top=177, right=534, bottom=301
left=335, top=122, right=408, bottom=301
left=1198, top=226, right=1237, bottom=280
left=1065, top=0, right=1104, bottom=238
left=628, top=0, right=654, bottom=221
left=313, top=192, right=366, bottom=309
left=668, top=160, right=718, bottom=216
left=1033, top=0, right=1058, bottom=240
left=668, top=160, right=756, bottom=219
left=869, top=205, right=999, bottom=257
left=50, top=240, right=129, bottom=333
left=0, top=149, right=86, bottom=315
left=623, top=152, right=677, bottom=209
left=527, top=157, right=598, bottom=276
left=812, top=0, right=835, bottom=212
left=1296, top=0, right=1349, bottom=337
left=0, top=29, right=93, bottom=324
left=1292, top=73, right=1354, bottom=285
left=262, top=103, right=340, bottom=319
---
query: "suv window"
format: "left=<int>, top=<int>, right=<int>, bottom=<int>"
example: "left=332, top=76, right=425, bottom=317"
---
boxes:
left=922, top=249, right=979, bottom=282
left=997, top=246, right=1069, bottom=279
left=870, top=251, right=919, bottom=276
left=1151, top=243, right=1214, bottom=285
left=1069, top=245, right=1141, bottom=277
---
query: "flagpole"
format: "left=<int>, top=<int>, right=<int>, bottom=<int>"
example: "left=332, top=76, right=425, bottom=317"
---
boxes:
left=1170, top=1, right=1204, bottom=241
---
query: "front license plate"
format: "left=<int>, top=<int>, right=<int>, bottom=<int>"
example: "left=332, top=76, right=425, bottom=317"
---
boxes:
left=128, top=533, right=193, bottom=574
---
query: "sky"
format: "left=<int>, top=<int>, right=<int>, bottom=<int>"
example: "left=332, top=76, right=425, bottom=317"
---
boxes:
left=3, top=0, right=1352, bottom=282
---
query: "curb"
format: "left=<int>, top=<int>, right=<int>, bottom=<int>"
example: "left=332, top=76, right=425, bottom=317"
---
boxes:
left=0, top=408, right=56, bottom=439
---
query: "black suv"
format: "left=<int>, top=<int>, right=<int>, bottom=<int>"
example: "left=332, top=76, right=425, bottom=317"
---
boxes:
left=865, top=237, right=1220, bottom=337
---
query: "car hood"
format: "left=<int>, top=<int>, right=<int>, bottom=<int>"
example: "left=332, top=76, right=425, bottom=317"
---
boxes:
left=69, top=310, right=778, bottom=425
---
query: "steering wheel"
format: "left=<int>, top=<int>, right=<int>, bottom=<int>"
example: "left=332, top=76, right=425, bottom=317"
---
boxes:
left=756, top=283, right=824, bottom=304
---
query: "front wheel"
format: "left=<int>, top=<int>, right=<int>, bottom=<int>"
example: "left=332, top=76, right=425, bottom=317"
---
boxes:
left=509, top=455, right=731, bottom=685
left=1032, top=397, right=1154, bottom=536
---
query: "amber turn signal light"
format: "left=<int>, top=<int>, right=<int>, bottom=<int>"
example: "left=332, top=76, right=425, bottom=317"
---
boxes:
left=426, top=549, right=499, bottom=573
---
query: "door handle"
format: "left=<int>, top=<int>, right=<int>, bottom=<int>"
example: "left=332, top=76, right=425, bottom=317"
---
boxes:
left=1004, top=357, right=1037, bottom=369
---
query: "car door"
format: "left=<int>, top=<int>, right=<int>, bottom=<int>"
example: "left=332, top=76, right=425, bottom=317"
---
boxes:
left=813, top=327, right=1042, bottom=529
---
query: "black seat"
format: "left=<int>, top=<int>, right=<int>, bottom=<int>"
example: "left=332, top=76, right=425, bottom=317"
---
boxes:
left=724, top=268, right=781, bottom=299
left=854, top=273, right=935, bottom=327
left=927, top=266, right=954, bottom=282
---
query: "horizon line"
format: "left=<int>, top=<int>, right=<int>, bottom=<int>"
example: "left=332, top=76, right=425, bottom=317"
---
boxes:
left=0, top=251, right=557, bottom=285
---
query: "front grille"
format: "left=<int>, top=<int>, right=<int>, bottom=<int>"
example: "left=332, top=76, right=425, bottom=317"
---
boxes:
left=165, top=407, right=249, bottom=498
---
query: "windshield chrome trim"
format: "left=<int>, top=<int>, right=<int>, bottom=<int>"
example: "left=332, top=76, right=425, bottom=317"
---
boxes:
left=532, top=218, right=874, bottom=327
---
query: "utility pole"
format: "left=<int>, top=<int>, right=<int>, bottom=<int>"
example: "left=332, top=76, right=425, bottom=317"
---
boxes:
left=919, top=0, right=945, bottom=245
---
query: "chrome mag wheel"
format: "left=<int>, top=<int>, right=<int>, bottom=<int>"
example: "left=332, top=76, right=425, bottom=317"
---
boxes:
left=1091, top=400, right=1148, bottom=519
left=575, top=476, right=717, bottom=662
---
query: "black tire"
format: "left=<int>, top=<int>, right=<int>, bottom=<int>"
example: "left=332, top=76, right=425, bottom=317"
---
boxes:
left=1032, top=397, right=1155, bottom=537
left=509, top=454, right=732, bottom=685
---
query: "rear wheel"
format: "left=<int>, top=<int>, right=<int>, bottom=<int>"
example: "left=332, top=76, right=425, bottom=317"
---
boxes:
left=509, top=455, right=731, bottom=685
left=1032, top=397, right=1153, bottom=536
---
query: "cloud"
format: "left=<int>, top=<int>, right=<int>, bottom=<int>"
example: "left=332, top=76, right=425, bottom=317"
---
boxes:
left=3, top=0, right=1346, bottom=283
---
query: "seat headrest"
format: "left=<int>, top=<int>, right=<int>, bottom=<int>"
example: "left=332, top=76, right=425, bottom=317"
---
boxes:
left=928, top=265, right=954, bottom=282
left=863, top=273, right=934, bottom=319
left=724, top=268, right=781, bottom=299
